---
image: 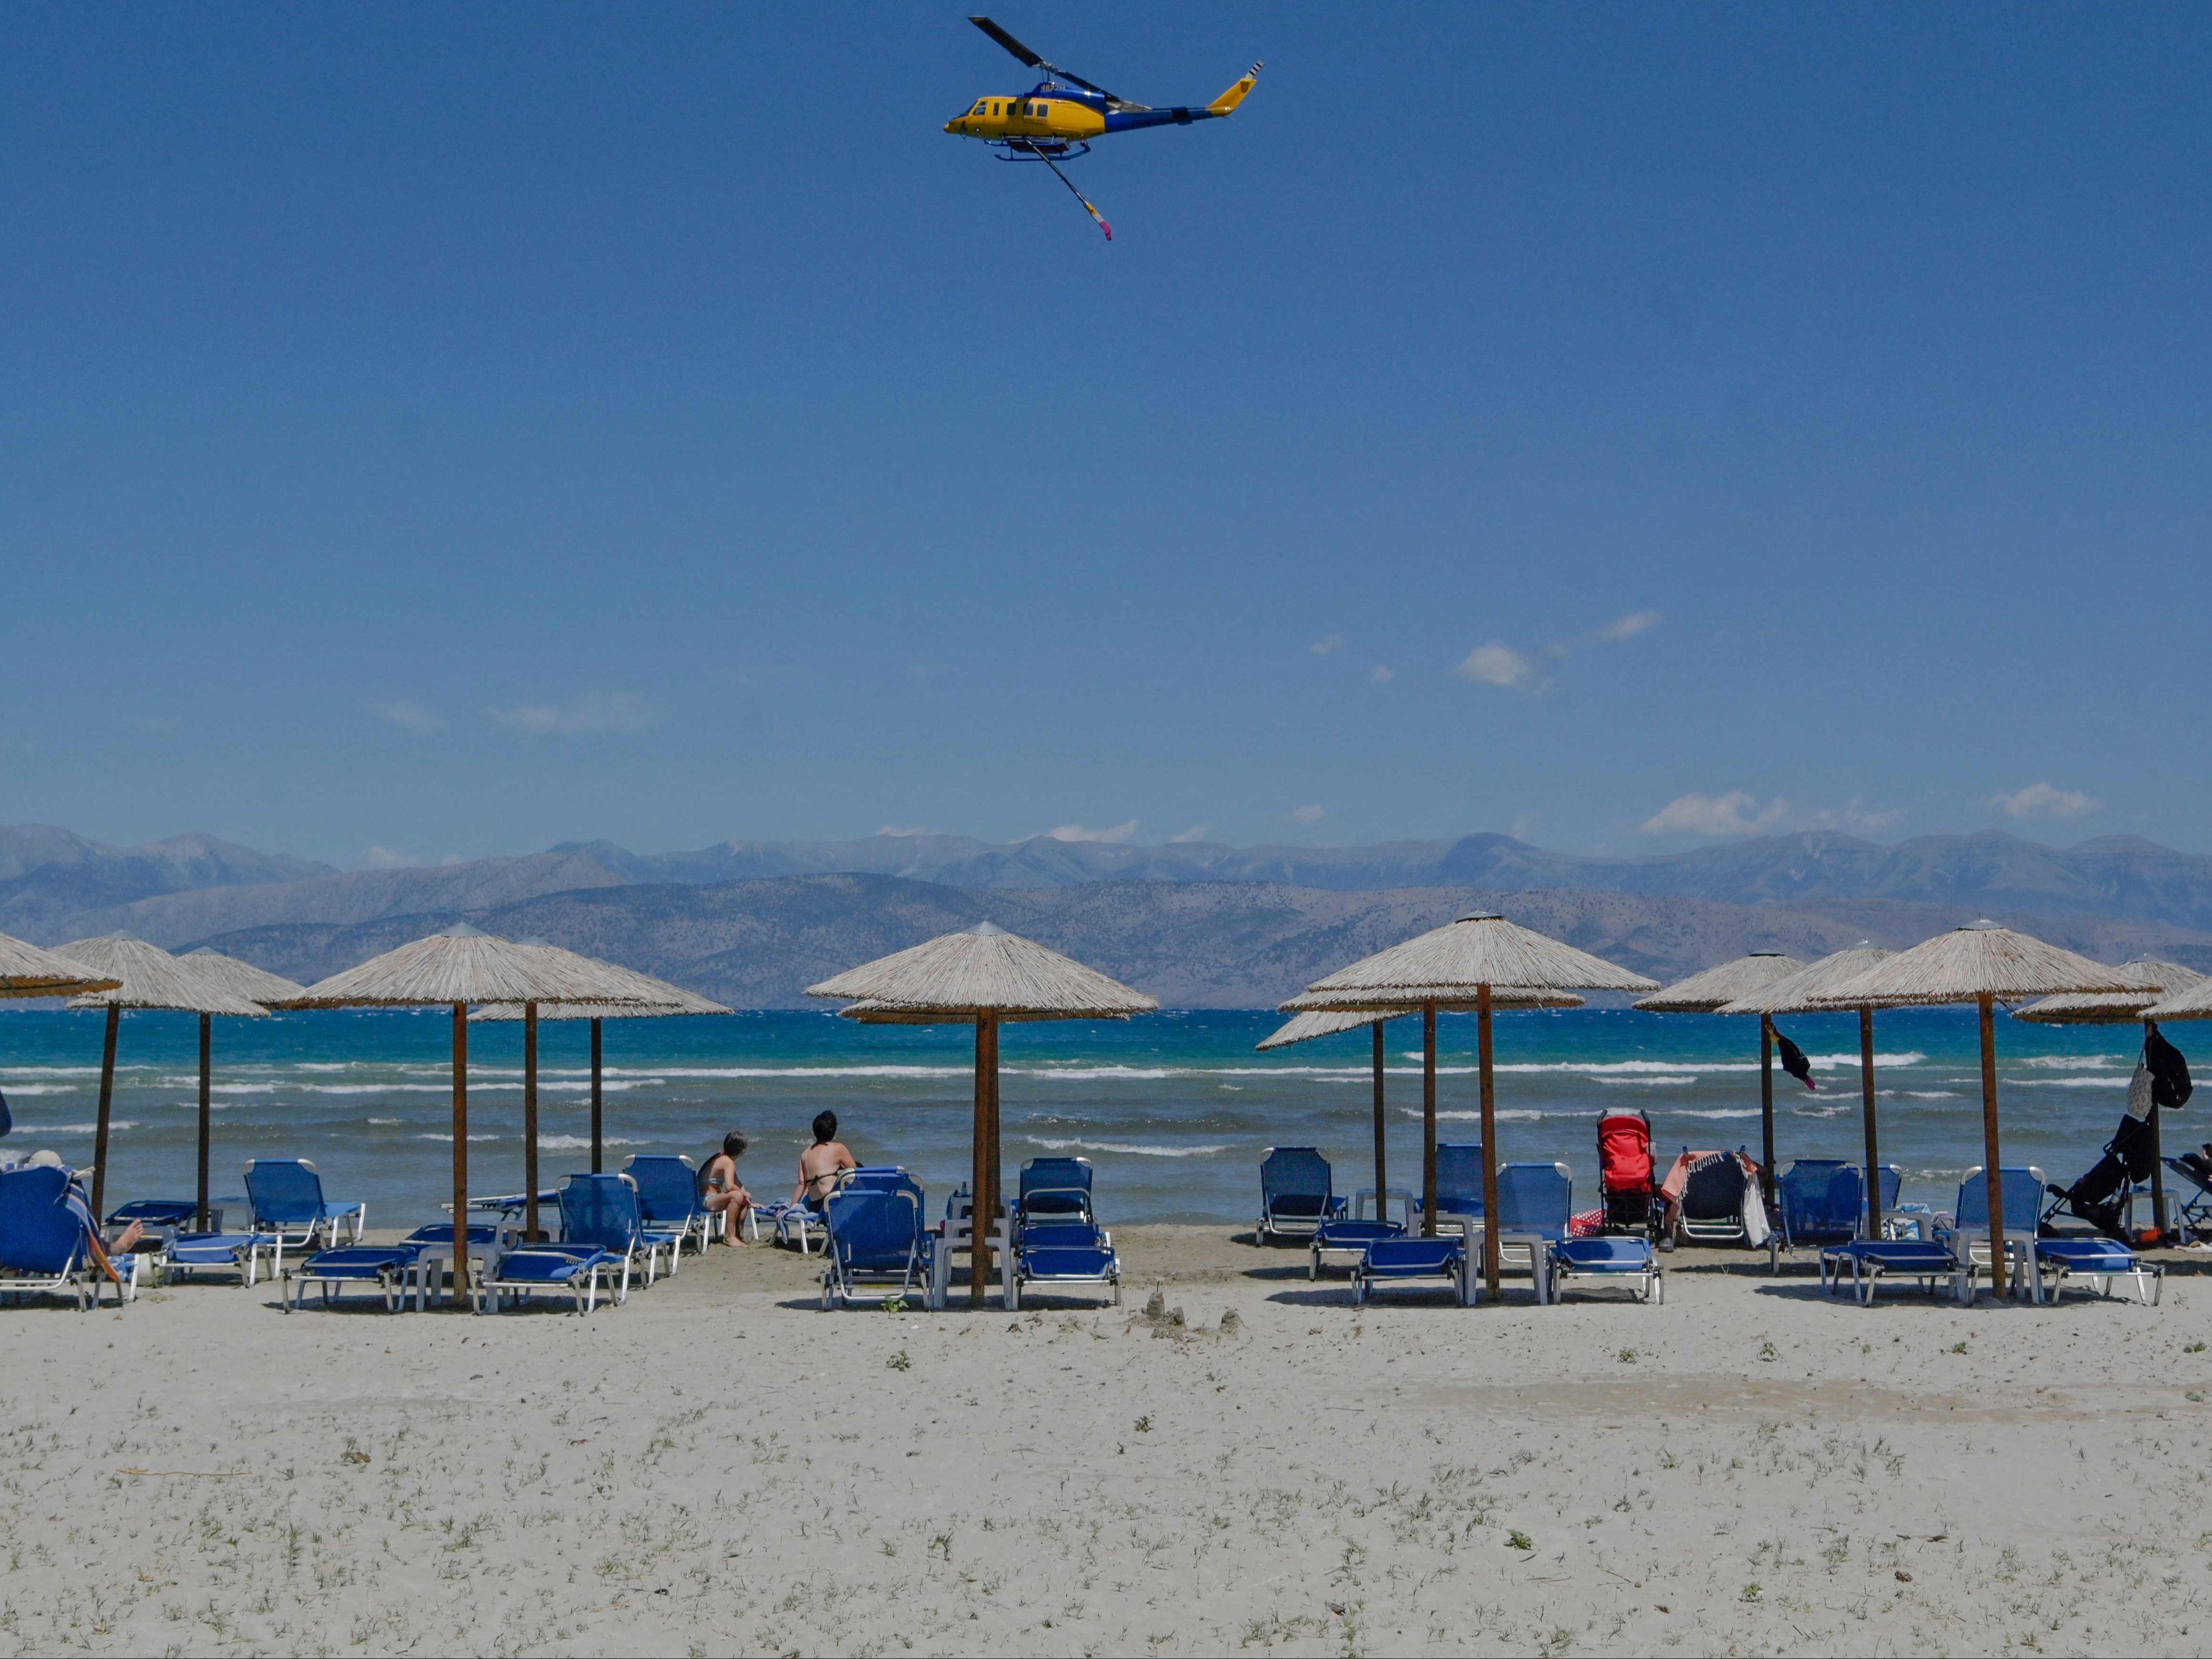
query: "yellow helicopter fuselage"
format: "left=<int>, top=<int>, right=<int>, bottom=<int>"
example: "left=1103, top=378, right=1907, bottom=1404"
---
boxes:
left=945, top=95, right=1107, bottom=145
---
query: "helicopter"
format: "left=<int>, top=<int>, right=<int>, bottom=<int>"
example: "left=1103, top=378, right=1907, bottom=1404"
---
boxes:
left=945, top=16, right=1261, bottom=240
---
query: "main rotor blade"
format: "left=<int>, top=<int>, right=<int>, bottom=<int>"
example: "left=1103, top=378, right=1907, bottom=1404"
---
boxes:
left=970, top=17, right=1042, bottom=69
left=969, top=15, right=1143, bottom=109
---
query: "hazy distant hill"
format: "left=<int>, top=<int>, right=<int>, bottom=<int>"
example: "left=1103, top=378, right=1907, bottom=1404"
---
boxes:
left=193, top=873, right=2212, bottom=1009
left=20, top=822, right=2212, bottom=990
left=30, top=823, right=2212, bottom=949
left=0, top=825, right=331, bottom=939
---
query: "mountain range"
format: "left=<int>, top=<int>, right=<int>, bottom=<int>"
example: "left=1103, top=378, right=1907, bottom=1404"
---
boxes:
left=9, top=821, right=2212, bottom=1007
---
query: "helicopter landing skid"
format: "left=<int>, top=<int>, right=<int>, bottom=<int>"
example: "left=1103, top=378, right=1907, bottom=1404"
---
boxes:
left=990, top=139, right=1092, bottom=163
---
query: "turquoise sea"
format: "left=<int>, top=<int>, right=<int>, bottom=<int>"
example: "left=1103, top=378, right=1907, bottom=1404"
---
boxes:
left=0, top=1005, right=2179, bottom=1225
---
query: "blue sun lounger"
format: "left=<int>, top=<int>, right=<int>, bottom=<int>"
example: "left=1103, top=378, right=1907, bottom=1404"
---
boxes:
left=472, top=1243, right=622, bottom=1314
left=1351, top=1235, right=1469, bottom=1306
left=1258, top=1147, right=1344, bottom=1244
left=0, top=1165, right=125, bottom=1310
left=105, top=1197, right=204, bottom=1243
left=1410, top=1142, right=1487, bottom=1229
left=160, top=1229, right=281, bottom=1286
left=1819, top=1237, right=1966, bottom=1304
left=1548, top=1235, right=1664, bottom=1303
left=559, top=1173, right=674, bottom=1287
left=1769, top=1159, right=1870, bottom=1271
left=819, top=1179, right=931, bottom=1310
left=280, top=1244, right=419, bottom=1312
left=1310, top=1212, right=1405, bottom=1279
left=1937, top=1166, right=2045, bottom=1301
left=1009, top=1167, right=1119, bottom=1308
left=2029, top=1235, right=2162, bottom=1305
left=625, top=1155, right=715, bottom=1255
left=244, top=1159, right=366, bottom=1253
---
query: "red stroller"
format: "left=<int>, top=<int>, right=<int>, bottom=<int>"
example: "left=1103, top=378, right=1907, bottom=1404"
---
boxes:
left=1597, top=1110, right=1657, bottom=1237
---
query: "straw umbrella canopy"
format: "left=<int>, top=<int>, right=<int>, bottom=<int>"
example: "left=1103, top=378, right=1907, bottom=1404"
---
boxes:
left=805, top=922, right=1157, bottom=1306
left=1719, top=946, right=1896, bottom=1229
left=0, top=931, right=117, bottom=998
left=165, top=949, right=312, bottom=1231
left=1257, top=991, right=1584, bottom=1227
left=1634, top=954, right=1805, bottom=1204
left=58, top=935, right=266, bottom=1224
left=2016, top=959, right=2203, bottom=1242
left=291, top=926, right=662, bottom=1278
left=1814, top=922, right=2135, bottom=1297
left=1283, top=913, right=1658, bottom=1294
left=473, top=966, right=732, bottom=1175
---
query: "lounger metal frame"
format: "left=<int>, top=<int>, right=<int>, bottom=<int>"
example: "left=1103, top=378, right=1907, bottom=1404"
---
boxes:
left=280, top=1246, right=416, bottom=1312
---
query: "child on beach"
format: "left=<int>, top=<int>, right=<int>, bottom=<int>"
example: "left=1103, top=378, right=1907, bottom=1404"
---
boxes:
left=795, top=1110, right=858, bottom=1209
left=701, top=1131, right=754, bottom=1245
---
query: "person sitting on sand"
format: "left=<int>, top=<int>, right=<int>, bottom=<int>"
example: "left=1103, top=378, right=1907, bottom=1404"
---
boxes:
left=701, top=1130, right=754, bottom=1245
left=794, top=1110, right=858, bottom=1210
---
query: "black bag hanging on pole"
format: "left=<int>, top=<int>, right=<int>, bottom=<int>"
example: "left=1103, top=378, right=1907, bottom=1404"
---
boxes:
left=2147, top=1023, right=2193, bottom=1111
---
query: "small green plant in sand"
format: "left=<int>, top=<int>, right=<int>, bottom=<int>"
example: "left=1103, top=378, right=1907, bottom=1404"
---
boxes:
left=883, top=1295, right=908, bottom=1314
left=1133, top=1415, right=1152, bottom=1433
left=1616, top=1348, right=1637, bottom=1364
left=1756, top=1340, right=1778, bottom=1363
left=1506, top=1530, right=1533, bottom=1552
left=2187, top=1341, right=2206, bottom=1354
left=1950, top=1341, right=1968, bottom=1355
left=886, top=1350, right=912, bottom=1372
left=1740, top=1582, right=1762, bottom=1602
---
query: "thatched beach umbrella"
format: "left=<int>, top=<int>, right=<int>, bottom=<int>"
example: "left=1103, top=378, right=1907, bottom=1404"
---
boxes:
left=0, top=932, right=118, bottom=999
left=806, top=922, right=1157, bottom=1306
left=1815, top=922, right=2134, bottom=1297
left=1635, top=954, right=1805, bottom=1204
left=2044, top=962, right=2212, bottom=1240
left=1283, top=914, right=1658, bottom=1294
left=473, top=965, right=731, bottom=1174
left=291, top=926, right=659, bottom=1282
left=1258, top=992, right=1583, bottom=1226
left=168, top=949, right=312, bottom=1230
left=1719, top=946, right=1895, bottom=1229
left=58, top=935, right=267, bottom=1224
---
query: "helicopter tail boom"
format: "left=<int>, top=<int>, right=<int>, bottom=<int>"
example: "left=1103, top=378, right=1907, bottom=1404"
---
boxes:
left=1208, top=63, right=1262, bottom=115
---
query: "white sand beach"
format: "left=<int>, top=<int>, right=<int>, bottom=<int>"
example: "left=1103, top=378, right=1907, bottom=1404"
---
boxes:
left=5, top=1231, right=2210, bottom=1657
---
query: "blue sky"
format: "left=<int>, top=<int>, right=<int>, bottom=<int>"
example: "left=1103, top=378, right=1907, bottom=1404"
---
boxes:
left=3, top=5, right=2208, bottom=867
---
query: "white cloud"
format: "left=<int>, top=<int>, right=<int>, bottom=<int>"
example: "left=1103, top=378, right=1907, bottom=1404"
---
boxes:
left=362, top=846, right=419, bottom=869
left=1044, top=820, right=1138, bottom=843
left=1455, top=643, right=1535, bottom=689
left=1600, top=610, right=1662, bottom=641
left=1640, top=791, right=1793, bottom=838
left=1992, top=782, right=2101, bottom=820
left=369, top=698, right=444, bottom=734
left=486, top=691, right=665, bottom=737
left=875, top=825, right=940, bottom=838
left=1168, top=824, right=1213, bottom=843
left=1310, top=635, right=1343, bottom=656
left=1288, top=804, right=1325, bottom=825
left=1369, top=665, right=1394, bottom=683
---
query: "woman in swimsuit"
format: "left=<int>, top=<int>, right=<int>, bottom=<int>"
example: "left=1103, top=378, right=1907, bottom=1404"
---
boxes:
left=701, top=1131, right=754, bottom=1245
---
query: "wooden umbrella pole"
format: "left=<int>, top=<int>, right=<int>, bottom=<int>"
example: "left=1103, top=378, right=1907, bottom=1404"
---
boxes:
left=986, top=1014, right=1002, bottom=1301
left=1478, top=984, right=1500, bottom=1296
left=590, top=1017, right=604, bottom=1175
left=1859, top=1006, right=1882, bottom=1235
left=2146, top=1020, right=2169, bottom=1244
left=453, top=1002, right=470, bottom=1297
left=523, top=1003, right=541, bottom=1242
left=1758, top=1016, right=1778, bottom=1206
left=197, top=1013, right=213, bottom=1233
left=1978, top=992, right=2006, bottom=1299
left=91, top=1003, right=120, bottom=1222
left=970, top=1016, right=990, bottom=1306
left=1421, top=1003, right=1438, bottom=1237
left=1371, top=1021, right=1387, bottom=1218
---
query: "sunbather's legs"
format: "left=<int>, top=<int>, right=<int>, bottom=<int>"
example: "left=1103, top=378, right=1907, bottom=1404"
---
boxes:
left=705, top=1185, right=753, bottom=1244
